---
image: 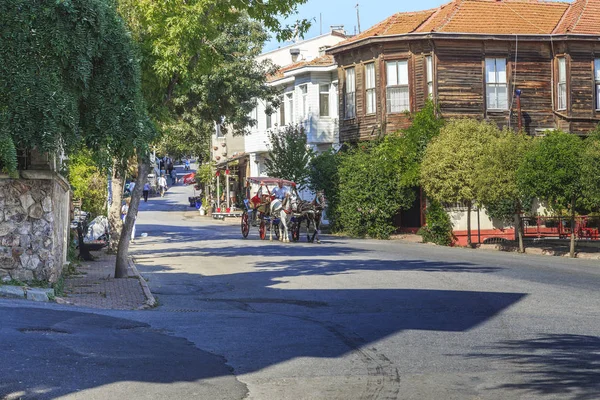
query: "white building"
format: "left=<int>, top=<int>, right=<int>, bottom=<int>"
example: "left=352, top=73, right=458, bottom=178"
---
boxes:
left=247, top=53, right=341, bottom=177
left=256, top=28, right=347, bottom=68
left=209, top=29, right=348, bottom=212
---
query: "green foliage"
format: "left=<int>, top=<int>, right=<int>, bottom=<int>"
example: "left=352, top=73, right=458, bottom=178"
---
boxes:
left=475, top=130, right=532, bottom=223
left=308, top=148, right=340, bottom=227
left=306, top=102, right=443, bottom=236
left=421, top=119, right=500, bottom=205
left=337, top=135, right=416, bottom=239
left=0, top=0, right=155, bottom=173
left=117, top=1, right=306, bottom=154
left=418, top=200, right=455, bottom=246
left=516, top=131, right=585, bottom=214
left=399, top=100, right=445, bottom=187
left=67, top=149, right=108, bottom=218
left=581, top=130, right=600, bottom=209
left=195, top=163, right=214, bottom=185
left=264, top=125, right=314, bottom=189
left=0, top=132, right=17, bottom=176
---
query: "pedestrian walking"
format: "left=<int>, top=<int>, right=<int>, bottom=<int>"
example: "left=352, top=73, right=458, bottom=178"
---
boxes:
left=143, top=182, right=150, bottom=202
left=158, top=174, right=168, bottom=197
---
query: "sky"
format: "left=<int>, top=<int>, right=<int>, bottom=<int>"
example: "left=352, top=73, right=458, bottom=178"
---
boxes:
left=263, top=0, right=450, bottom=52
left=263, top=0, right=572, bottom=52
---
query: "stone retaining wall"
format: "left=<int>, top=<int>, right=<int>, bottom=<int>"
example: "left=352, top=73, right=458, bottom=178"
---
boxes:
left=0, top=171, right=70, bottom=283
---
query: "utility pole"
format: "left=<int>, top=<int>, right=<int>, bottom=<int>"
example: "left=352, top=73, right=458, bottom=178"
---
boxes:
left=356, top=3, right=361, bottom=33
left=320, top=13, right=322, bottom=35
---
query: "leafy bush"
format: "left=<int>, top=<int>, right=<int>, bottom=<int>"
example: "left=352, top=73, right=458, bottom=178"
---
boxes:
left=308, top=148, right=340, bottom=227
left=67, top=149, right=108, bottom=218
left=418, top=200, right=455, bottom=246
left=337, top=135, right=416, bottom=239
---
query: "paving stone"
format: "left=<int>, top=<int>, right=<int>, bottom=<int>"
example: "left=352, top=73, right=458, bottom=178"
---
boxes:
left=0, top=285, right=26, bottom=298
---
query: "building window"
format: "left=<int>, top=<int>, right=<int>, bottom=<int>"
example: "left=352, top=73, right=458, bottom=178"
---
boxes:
left=345, top=67, right=356, bottom=119
left=386, top=60, right=409, bottom=113
left=266, top=112, right=272, bottom=129
left=425, top=56, right=433, bottom=98
left=332, top=83, right=339, bottom=117
left=300, top=85, right=308, bottom=119
left=557, top=57, right=567, bottom=110
left=485, top=58, right=507, bottom=110
left=279, top=95, right=285, bottom=126
left=286, top=92, right=294, bottom=124
left=365, top=63, right=376, bottom=114
left=595, top=59, right=600, bottom=110
left=319, top=84, right=330, bottom=117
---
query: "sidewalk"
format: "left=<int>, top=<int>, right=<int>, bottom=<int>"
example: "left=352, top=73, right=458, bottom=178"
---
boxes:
left=392, top=233, right=600, bottom=260
left=58, top=250, right=155, bottom=310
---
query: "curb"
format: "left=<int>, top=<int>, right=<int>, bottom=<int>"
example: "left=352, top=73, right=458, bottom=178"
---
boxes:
left=128, top=257, right=157, bottom=309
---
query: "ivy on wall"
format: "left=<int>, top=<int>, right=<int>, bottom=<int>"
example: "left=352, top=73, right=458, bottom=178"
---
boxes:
left=0, top=0, right=152, bottom=173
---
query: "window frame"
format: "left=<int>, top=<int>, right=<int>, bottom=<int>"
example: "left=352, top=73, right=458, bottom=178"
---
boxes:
left=285, top=92, right=294, bottom=125
left=344, top=67, right=356, bottom=119
left=319, top=83, right=330, bottom=117
left=557, top=57, right=567, bottom=111
left=425, top=55, right=434, bottom=99
left=300, top=84, right=308, bottom=119
left=365, top=62, right=376, bottom=115
left=595, top=58, right=600, bottom=111
left=385, top=59, right=410, bottom=114
left=266, top=110, right=272, bottom=129
left=332, top=82, right=339, bottom=118
left=485, top=58, right=508, bottom=111
left=279, top=95, right=285, bottom=126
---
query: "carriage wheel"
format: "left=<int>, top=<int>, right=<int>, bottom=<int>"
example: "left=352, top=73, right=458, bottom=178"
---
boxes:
left=241, top=212, right=250, bottom=238
left=259, top=220, right=266, bottom=240
left=291, top=221, right=300, bottom=242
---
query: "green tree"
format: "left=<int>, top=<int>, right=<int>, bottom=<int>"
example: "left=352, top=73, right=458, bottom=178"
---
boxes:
left=337, top=135, right=416, bottom=239
left=264, top=125, right=314, bottom=189
left=474, top=131, right=532, bottom=252
left=517, top=131, right=587, bottom=258
left=152, top=16, right=281, bottom=159
left=399, top=100, right=445, bottom=187
left=421, top=119, right=500, bottom=247
left=67, top=150, right=109, bottom=219
left=0, top=0, right=152, bottom=175
left=308, top=148, right=340, bottom=227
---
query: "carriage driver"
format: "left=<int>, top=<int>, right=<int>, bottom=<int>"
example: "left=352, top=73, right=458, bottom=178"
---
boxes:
left=271, top=179, right=289, bottom=201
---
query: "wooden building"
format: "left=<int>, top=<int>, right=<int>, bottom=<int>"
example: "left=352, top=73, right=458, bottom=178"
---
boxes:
left=327, top=0, right=600, bottom=238
left=328, top=0, right=600, bottom=141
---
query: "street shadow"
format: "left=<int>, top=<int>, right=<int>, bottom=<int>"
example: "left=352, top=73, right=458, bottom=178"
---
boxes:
left=252, top=257, right=502, bottom=275
left=0, top=252, right=524, bottom=399
left=0, top=306, right=245, bottom=399
left=132, top=243, right=368, bottom=259
left=463, top=334, right=600, bottom=400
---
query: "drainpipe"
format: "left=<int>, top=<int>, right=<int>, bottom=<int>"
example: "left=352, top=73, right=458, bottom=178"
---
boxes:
left=515, top=89, right=522, bottom=131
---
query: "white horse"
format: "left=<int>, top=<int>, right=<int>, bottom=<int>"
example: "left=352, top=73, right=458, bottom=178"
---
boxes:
left=269, top=194, right=292, bottom=242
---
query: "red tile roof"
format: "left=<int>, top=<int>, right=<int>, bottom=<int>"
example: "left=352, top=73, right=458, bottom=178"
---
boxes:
left=267, top=55, right=335, bottom=83
left=554, top=0, right=600, bottom=34
left=335, top=0, right=599, bottom=47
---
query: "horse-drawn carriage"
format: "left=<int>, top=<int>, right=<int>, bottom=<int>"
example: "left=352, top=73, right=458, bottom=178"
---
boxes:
left=240, top=177, right=327, bottom=243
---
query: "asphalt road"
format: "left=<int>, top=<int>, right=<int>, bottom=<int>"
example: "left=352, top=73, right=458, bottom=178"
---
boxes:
left=2, top=164, right=600, bottom=399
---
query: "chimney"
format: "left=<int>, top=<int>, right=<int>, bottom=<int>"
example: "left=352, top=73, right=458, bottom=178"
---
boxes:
left=290, top=48, right=300, bottom=63
left=330, top=25, right=346, bottom=35
left=319, top=46, right=331, bottom=57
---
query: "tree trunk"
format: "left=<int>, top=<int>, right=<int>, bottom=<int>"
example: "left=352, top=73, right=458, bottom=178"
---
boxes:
left=570, top=197, right=576, bottom=258
left=466, top=202, right=472, bottom=247
left=107, top=164, right=124, bottom=253
left=115, top=158, right=151, bottom=278
left=516, top=212, right=525, bottom=253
